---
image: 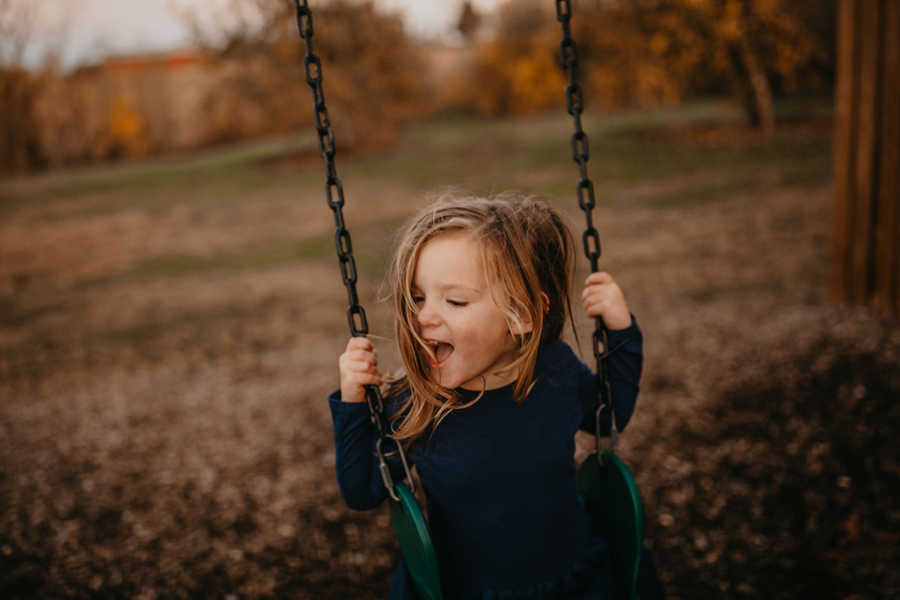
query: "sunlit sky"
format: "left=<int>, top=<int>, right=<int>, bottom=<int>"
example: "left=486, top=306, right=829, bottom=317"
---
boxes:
left=24, top=0, right=503, bottom=70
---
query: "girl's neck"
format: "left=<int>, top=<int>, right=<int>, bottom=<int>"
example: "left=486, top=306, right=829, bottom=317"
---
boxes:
left=459, top=361, right=519, bottom=391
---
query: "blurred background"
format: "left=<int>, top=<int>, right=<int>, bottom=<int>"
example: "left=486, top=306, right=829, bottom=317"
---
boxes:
left=1, top=0, right=897, bottom=598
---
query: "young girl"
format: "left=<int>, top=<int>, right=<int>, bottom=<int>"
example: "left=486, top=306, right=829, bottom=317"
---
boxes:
left=329, top=194, right=648, bottom=599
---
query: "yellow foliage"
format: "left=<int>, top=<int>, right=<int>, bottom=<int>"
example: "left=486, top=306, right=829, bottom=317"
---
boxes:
left=508, top=53, right=565, bottom=114
left=105, top=94, right=148, bottom=159
left=650, top=33, right=670, bottom=56
left=720, top=0, right=744, bottom=41
left=446, top=0, right=831, bottom=118
left=451, top=38, right=564, bottom=117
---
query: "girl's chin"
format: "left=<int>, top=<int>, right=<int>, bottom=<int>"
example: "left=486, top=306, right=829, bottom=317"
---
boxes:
left=431, top=373, right=511, bottom=391
left=429, top=367, right=469, bottom=390
left=429, top=362, right=516, bottom=390
left=433, top=372, right=464, bottom=389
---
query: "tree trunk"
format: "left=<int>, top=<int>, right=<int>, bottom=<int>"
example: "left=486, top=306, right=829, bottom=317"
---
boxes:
left=831, top=0, right=900, bottom=315
left=0, top=67, right=44, bottom=172
left=725, top=32, right=776, bottom=135
left=737, top=37, right=775, bottom=135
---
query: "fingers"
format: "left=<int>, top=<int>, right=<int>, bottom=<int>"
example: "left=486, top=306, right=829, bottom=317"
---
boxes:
left=582, top=272, right=616, bottom=304
left=584, top=271, right=613, bottom=286
left=340, top=339, right=380, bottom=375
left=339, top=337, right=382, bottom=402
left=582, top=293, right=613, bottom=316
left=581, top=272, right=631, bottom=329
left=342, top=368, right=383, bottom=388
left=345, top=336, right=376, bottom=353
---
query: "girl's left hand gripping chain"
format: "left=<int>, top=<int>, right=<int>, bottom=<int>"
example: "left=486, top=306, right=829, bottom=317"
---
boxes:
left=582, top=271, right=632, bottom=330
left=339, top=337, right=383, bottom=403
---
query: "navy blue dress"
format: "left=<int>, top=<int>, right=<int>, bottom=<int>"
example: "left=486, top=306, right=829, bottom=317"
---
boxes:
left=328, top=319, right=643, bottom=599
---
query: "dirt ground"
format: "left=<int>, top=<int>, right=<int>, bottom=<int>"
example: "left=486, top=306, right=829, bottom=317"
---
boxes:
left=1, top=108, right=897, bottom=599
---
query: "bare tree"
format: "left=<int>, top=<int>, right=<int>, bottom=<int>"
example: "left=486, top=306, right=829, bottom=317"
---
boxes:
left=457, top=1, right=481, bottom=42
left=0, top=0, right=71, bottom=68
left=169, top=0, right=291, bottom=52
left=0, top=0, right=37, bottom=65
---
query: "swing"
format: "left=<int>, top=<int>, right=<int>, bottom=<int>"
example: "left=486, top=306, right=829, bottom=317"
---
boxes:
left=294, top=1, right=644, bottom=598
left=555, top=2, right=646, bottom=598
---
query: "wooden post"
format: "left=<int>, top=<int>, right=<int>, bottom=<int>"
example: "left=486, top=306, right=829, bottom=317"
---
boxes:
left=831, top=0, right=900, bottom=315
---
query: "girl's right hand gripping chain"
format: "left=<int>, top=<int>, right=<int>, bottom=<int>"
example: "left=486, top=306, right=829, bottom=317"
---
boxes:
left=339, top=337, right=383, bottom=403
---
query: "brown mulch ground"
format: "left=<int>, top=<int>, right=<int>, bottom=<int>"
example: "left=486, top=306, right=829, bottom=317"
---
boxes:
left=1, top=139, right=898, bottom=599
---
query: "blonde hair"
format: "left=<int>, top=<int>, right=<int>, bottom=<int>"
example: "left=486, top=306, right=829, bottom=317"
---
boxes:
left=386, top=193, right=576, bottom=445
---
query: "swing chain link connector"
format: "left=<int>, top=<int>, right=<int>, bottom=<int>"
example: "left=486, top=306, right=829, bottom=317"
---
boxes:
left=369, top=385, right=417, bottom=500
left=593, top=325, right=616, bottom=460
left=557, top=0, right=613, bottom=458
left=595, top=379, right=617, bottom=461
left=294, top=0, right=416, bottom=500
left=376, top=436, right=417, bottom=502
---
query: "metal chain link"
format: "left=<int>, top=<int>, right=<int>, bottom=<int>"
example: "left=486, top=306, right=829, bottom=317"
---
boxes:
left=555, top=0, right=614, bottom=449
left=294, top=0, right=413, bottom=499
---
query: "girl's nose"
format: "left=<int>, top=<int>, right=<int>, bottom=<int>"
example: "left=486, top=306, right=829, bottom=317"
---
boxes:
left=416, top=302, right=440, bottom=328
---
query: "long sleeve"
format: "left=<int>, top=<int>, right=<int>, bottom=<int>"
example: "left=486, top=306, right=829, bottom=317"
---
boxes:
left=328, top=391, right=402, bottom=510
left=578, top=314, right=643, bottom=435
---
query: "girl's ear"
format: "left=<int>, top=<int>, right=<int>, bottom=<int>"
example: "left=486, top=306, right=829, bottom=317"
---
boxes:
left=510, top=316, right=533, bottom=335
left=508, top=292, right=549, bottom=335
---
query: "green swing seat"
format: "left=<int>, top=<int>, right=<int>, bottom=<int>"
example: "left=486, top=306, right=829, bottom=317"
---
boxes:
left=390, top=482, right=444, bottom=600
left=390, top=453, right=644, bottom=600
left=578, top=451, right=646, bottom=600
left=394, top=452, right=645, bottom=600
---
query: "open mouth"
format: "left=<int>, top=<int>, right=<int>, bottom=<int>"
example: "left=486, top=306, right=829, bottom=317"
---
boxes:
left=426, top=340, right=454, bottom=368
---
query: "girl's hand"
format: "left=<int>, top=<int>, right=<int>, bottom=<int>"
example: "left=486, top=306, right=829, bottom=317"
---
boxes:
left=339, top=337, right=383, bottom=403
left=582, top=272, right=632, bottom=330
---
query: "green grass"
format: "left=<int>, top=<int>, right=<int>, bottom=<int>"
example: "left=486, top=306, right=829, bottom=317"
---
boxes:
left=0, top=134, right=320, bottom=215
left=136, top=237, right=334, bottom=276
left=2, top=99, right=832, bottom=219
left=646, top=172, right=759, bottom=209
left=99, top=304, right=256, bottom=346
left=0, top=98, right=835, bottom=364
left=345, top=99, right=830, bottom=206
left=79, top=218, right=400, bottom=292
left=79, top=237, right=329, bottom=288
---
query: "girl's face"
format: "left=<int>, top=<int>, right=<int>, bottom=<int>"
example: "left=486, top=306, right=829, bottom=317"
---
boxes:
left=411, top=231, right=526, bottom=391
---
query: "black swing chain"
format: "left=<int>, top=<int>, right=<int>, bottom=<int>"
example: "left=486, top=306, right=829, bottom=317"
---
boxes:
left=555, top=0, right=615, bottom=448
left=294, top=0, right=414, bottom=500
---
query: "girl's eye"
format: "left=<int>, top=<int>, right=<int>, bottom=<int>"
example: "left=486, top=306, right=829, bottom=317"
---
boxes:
left=411, top=295, right=425, bottom=305
left=447, top=299, right=467, bottom=307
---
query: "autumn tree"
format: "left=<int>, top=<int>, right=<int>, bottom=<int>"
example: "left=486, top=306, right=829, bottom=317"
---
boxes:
left=0, top=68, right=44, bottom=171
left=642, top=0, right=834, bottom=134
left=0, top=0, right=53, bottom=171
left=175, top=0, right=429, bottom=149
left=448, top=0, right=833, bottom=126
left=0, top=0, right=79, bottom=171
left=447, top=1, right=564, bottom=116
